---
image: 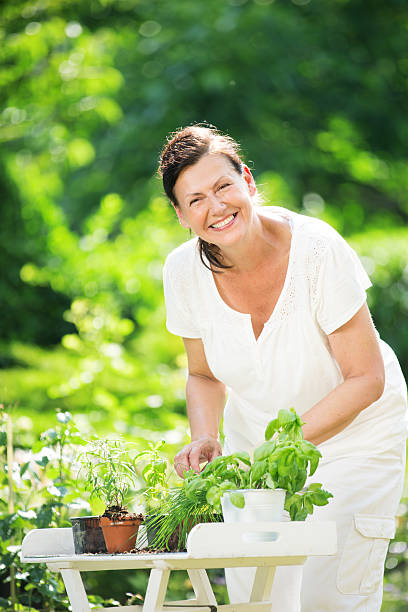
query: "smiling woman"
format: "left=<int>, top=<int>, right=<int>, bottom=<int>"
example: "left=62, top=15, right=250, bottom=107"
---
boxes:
left=172, top=154, right=257, bottom=250
left=159, top=124, right=251, bottom=271
left=158, top=124, right=408, bottom=612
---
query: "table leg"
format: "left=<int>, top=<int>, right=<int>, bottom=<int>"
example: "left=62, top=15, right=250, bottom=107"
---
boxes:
left=143, top=568, right=170, bottom=612
left=249, top=566, right=276, bottom=603
left=60, top=569, right=91, bottom=612
left=187, top=569, right=217, bottom=605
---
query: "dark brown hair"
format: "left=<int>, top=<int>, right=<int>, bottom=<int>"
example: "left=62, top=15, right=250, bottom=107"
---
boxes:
left=158, top=124, right=244, bottom=271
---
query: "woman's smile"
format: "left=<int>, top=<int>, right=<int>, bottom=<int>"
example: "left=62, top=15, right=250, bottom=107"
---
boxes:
left=173, top=153, right=256, bottom=248
left=209, top=212, right=238, bottom=231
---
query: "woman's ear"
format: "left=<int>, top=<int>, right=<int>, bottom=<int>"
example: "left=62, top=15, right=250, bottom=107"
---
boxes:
left=171, top=201, right=190, bottom=229
left=242, top=165, right=257, bottom=197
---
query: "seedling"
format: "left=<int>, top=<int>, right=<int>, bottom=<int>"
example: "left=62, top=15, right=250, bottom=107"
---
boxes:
left=78, top=438, right=139, bottom=514
left=135, top=440, right=171, bottom=512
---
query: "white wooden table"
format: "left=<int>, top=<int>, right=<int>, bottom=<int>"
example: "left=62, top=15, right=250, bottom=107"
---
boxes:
left=21, top=522, right=336, bottom=612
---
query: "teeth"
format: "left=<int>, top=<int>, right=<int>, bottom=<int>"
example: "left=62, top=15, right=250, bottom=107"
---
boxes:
left=211, top=214, right=234, bottom=229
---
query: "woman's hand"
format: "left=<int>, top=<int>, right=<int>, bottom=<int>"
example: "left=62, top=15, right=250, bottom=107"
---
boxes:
left=174, top=435, right=222, bottom=478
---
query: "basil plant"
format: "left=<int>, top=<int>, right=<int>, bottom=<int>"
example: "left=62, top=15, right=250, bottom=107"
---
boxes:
left=183, top=408, right=333, bottom=521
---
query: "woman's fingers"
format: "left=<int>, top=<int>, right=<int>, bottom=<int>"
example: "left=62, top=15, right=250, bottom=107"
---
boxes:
left=174, top=448, right=191, bottom=477
left=174, top=437, right=222, bottom=477
left=189, top=444, right=205, bottom=473
left=190, top=438, right=222, bottom=472
left=209, top=444, right=222, bottom=462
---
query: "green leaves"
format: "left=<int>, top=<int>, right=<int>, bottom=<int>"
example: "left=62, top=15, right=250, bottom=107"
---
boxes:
left=259, top=409, right=326, bottom=505
left=206, top=485, right=221, bottom=509
left=307, top=483, right=333, bottom=506
left=265, top=408, right=304, bottom=441
left=200, top=455, right=228, bottom=475
left=78, top=438, right=140, bottom=511
left=264, top=419, right=279, bottom=441
left=232, top=451, right=251, bottom=466
left=285, top=484, right=333, bottom=521
left=137, top=440, right=170, bottom=509
left=309, top=453, right=320, bottom=477
left=253, top=441, right=276, bottom=462
left=203, top=481, right=241, bottom=512
left=206, top=481, right=237, bottom=511
left=229, top=491, right=245, bottom=509
left=249, top=460, right=267, bottom=483
left=277, top=409, right=297, bottom=426
left=185, top=478, right=208, bottom=500
left=285, top=493, right=307, bottom=521
left=171, top=408, right=332, bottom=523
left=298, top=440, right=322, bottom=476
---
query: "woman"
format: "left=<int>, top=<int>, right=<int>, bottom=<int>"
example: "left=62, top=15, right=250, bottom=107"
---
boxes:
left=159, top=124, right=408, bottom=611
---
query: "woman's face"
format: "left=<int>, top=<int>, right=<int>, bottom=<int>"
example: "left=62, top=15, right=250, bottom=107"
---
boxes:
left=172, top=153, right=257, bottom=249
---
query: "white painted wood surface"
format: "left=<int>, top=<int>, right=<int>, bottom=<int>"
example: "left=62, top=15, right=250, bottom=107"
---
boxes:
left=186, top=521, right=337, bottom=557
left=60, top=569, right=91, bottom=612
left=21, top=522, right=336, bottom=562
left=22, top=527, right=74, bottom=557
left=21, top=522, right=337, bottom=612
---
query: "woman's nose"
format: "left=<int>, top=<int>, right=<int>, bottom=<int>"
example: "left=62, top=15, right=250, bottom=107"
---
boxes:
left=208, top=193, right=227, bottom=213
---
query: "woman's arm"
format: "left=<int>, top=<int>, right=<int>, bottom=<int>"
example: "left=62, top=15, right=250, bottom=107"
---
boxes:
left=174, top=337, right=226, bottom=477
left=302, top=303, right=385, bottom=446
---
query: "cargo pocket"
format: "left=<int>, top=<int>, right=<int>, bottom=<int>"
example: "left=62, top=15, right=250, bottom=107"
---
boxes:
left=337, top=514, right=395, bottom=595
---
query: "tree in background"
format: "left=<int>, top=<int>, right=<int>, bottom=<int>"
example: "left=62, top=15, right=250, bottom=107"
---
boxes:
left=1, top=0, right=408, bottom=348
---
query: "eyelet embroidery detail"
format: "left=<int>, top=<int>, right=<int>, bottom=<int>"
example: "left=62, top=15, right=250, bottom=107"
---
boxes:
left=305, top=236, right=328, bottom=309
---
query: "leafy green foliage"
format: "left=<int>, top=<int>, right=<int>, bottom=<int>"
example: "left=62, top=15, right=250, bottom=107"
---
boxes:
left=0, top=0, right=407, bottom=607
left=0, top=408, right=210, bottom=610
left=1, top=0, right=408, bottom=370
left=134, top=439, right=178, bottom=512
left=153, top=408, right=333, bottom=549
left=382, top=497, right=408, bottom=610
left=198, top=408, right=332, bottom=521
left=78, top=438, right=140, bottom=511
left=0, top=408, right=122, bottom=611
left=144, top=485, right=223, bottom=552
left=350, top=228, right=408, bottom=371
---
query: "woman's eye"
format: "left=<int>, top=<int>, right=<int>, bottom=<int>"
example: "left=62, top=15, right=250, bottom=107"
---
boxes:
left=218, top=183, right=230, bottom=190
left=190, top=198, right=200, bottom=206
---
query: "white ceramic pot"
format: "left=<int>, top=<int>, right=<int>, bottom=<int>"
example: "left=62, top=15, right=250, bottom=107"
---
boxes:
left=221, top=488, right=286, bottom=523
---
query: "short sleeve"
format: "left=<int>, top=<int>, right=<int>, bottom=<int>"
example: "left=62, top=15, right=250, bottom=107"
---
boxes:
left=162, top=258, right=201, bottom=338
left=315, top=234, right=372, bottom=335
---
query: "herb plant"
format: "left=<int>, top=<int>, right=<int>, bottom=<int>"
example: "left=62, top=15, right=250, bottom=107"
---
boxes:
left=135, top=440, right=215, bottom=550
left=135, top=440, right=171, bottom=512
left=144, top=481, right=223, bottom=551
left=153, top=408, right=333, bottom=549
left=188, top=408, right=332, bottom=521
left=78, top=439, right=139, bottom=513
left=192, top=408, right=332, bottom=521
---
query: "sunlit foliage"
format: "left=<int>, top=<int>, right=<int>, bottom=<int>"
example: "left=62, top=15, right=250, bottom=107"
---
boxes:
left=0, top=0, right=407, bottom=609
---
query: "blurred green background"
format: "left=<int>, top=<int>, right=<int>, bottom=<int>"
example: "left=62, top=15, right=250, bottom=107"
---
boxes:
left=1, top=0, right=407, bottom=609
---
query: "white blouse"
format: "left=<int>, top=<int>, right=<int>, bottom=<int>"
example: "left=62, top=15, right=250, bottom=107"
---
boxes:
left=163, top=207, right=408, bottom=462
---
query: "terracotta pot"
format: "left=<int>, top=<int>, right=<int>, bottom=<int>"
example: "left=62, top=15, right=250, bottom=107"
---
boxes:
left=70, top=516, right=107, bottom=554
left=99, top=515, right=143, bottom=553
